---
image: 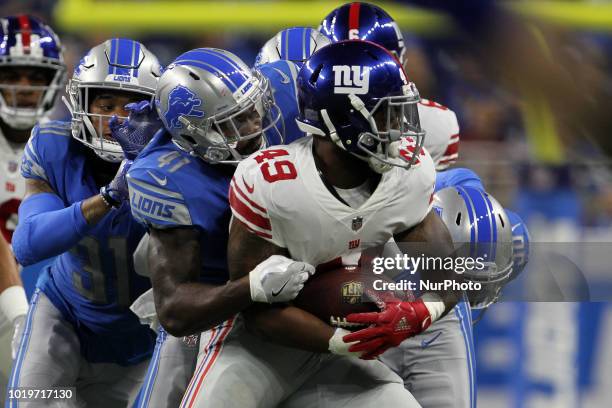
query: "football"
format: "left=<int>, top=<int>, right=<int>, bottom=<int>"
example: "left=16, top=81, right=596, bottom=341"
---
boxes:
left=293, top=264, right=408, bottom=328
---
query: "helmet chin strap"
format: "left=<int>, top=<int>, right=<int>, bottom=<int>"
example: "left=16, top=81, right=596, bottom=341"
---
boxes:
left=320, top=109, right=343, bottom=149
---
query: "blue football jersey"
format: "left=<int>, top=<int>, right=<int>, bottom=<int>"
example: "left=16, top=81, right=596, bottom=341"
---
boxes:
left=435, top=167, right=485, bottom=192
left=127, top=131, right=234, bottom=284
left=20, top=121, right=155, bottom=365
left=257, top=60, right=303, bottom=145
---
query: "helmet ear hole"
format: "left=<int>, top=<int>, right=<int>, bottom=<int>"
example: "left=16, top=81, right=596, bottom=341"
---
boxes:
left=498, top=213, right=505, bottom=228
left=309, top=64, right=323, bottom=85
left=455, top=212, right=462, bottom=226
left=189, top=72, right=200, bottom=81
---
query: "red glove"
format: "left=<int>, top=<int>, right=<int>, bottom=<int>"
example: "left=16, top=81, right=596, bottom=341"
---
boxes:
left=342, top=298, right=432, bottom=360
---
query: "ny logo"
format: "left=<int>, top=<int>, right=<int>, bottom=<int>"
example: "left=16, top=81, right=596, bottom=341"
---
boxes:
left=332, top=65, right=370, bottom=95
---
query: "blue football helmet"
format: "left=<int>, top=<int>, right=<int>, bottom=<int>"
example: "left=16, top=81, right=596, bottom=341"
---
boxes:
left=0, top=15, right=66, bottom=129
left=296, top=40, right=424, bottom=174
left=254, top=27, right=331, bottom=68
left=66, top=38, right=162, bottom=162
left=505, top=209, right=530, bottom=280
left=319, top=2, right=405, bottom=62
left=155, top=48, right=283, bottom=164
left=433, top=186, right=514, bottom=309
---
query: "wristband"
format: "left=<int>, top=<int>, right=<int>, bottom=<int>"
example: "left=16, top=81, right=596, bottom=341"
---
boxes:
left=0, top=286, right=28, bottom=324
left=421, top=292, right=445, bottom=323
left=100, top=186, right=121, bottom=208
left=328, top=328, right=362, bottom=358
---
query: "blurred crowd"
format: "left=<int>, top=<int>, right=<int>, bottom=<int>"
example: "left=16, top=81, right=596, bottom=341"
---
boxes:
left=7, top=0, right=612, bottom=238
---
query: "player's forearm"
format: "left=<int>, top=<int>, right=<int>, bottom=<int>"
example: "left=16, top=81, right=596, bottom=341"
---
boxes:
left=81, top=194, right=113, bottom=225
left=155, top=277, right=252, bottom=337
left=243, top=305, right=335, bottom=353
left=12, top=193, right=93, bottom=265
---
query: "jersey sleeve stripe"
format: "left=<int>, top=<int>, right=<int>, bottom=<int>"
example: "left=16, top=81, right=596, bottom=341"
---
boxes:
left=229, top=185, right=272, bottom=232
left=21, top=142, right=48, bottom=182
left=241, top=221, right=273, bottom=239
left=128, top=175, right=184, bottom=200
left=230, top=178, right=267, bottom=214
left=438, top=153, right=459, bottom=164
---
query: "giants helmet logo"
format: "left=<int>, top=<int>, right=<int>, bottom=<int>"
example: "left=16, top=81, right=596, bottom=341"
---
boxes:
left=332, top=65, right=370, bottom=95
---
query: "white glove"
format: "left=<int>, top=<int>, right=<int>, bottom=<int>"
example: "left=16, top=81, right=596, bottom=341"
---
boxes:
left=328, top=327, right=363, bottom=358
left=129, top=288, right=159, bottom=332
left=249, top=255, right=314, bottom=303
left=11, top=315, right=25, bottom=360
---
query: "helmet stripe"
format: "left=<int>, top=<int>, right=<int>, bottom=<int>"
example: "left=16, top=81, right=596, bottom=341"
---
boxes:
left=482, top=192, right=498, bottom=260
left=286, top=29, right=304, bottom=62
left=114, top=38, right=136, bottom=76
left=201, top=48, right=249, bottom=84
left=456, top=186, right=477, bottom=258
left=17, top=15, right=31, bottom=52
left=132, top=41, right=141, bottom=78
left=109, top=38, right=117, bottom=74
left=348, top=2, right=361, bottom=36
left=280, top=29, right=289, bottom=60
left=302, top=28, right=310, bottom=60
left=175, top=49, right=249, bottom=93
left=467, top=188, right=495, bottom=260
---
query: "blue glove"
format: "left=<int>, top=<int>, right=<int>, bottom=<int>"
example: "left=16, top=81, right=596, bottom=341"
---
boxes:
left=100, top=159, right=132, bottom=208
left=109, top=100, right=163, bottom=161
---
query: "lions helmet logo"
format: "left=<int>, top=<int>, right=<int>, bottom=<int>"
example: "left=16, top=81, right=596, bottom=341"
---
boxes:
left=164, top=85, right=205, bottom=129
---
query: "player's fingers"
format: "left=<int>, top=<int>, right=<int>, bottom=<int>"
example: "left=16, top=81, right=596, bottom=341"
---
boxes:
left=297, top=272, right=310, bottom=284
left=302, top=263, right=316, bottom=275
left=347, top=337, right=385, bottom=353
left=109, top=115, right=120, bottom=132
left=345, top=312, right=380, bottom=324
left=342, top=326, right=382, bottom=343
left=125, top=100, right=150, bottom=114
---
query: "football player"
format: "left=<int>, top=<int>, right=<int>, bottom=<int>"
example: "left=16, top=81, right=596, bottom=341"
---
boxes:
left=184, top=40, right=461, bottom=408
left=0, top=14, right=65, bottom=388
left=318, top=4, right=478, bottom=406
left=125, top=48, right=313, bottom=408
left=319, top=2, right=460, bottom=170
left=8, top=39, right=162, bottom=407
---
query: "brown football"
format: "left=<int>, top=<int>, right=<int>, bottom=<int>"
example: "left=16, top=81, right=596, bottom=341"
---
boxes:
left=293, top=264, right=407, bottom=328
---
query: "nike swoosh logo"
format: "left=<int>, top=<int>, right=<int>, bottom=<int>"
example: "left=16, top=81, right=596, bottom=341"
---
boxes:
left=242, top=176, right=254, bottom=194
left=148, top=171, right=167, bottom=186
left=272, top=67, right=290, bottom=84
left=271, top=279, right=291, bottom=297
left=420, top=331, right=442, bottom=348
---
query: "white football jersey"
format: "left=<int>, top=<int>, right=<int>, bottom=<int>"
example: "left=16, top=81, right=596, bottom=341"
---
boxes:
left=419, top=99, right=460, bottom=171
left=230, top=137, right=436, bottom=267
left=0, top=131, right=25, bottom=242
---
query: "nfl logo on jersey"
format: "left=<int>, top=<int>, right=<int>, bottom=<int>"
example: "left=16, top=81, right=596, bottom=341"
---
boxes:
left=352, top=216, right=363, bottom=231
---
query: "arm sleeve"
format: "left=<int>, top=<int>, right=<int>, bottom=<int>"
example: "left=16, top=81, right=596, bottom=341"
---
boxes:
left=229, top=156, right=286, bottom=247
left=12, top=193, right=91, bottom=266
left=435, top=168, right=485, bottom=192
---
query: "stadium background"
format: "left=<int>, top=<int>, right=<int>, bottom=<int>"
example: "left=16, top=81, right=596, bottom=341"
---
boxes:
left=3, top=0, right=612, bottom=406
